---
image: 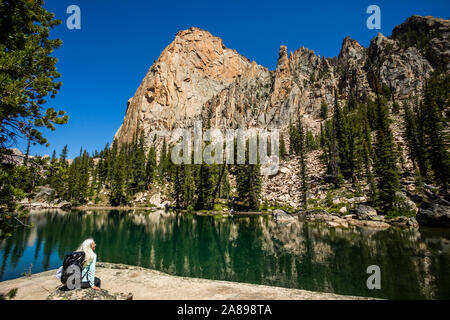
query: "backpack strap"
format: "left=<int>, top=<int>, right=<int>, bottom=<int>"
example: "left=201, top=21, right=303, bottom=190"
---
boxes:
left=81, top=262, right=91, bottom=280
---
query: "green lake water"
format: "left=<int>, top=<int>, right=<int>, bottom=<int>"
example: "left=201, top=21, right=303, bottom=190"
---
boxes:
left=1, top=209, right=449, bottom=299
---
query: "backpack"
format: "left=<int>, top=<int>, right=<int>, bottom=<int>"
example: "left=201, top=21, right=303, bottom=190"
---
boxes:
left=60, top=251, right=86, bottom=287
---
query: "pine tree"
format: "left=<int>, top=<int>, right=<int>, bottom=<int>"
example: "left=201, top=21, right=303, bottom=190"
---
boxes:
left=280, top=134, right=287, bottom=160
left=158, top=138, right=169, bottom=181
left=298, top=117, right=308, bottom=209
left=146, top=146, right=157, bottom=189
left=47, top=150, right=58, bottom=189
left=220, top=166, right=231, bottom=200
left=330, top=93, right=343, bottom=187
left=403, top=103, right=429, bottom=179
left=108, top=140, right=119, bottom=186
left=210, top=164, right=227, bottom=210
left=173, top=165, right=183, bottom=208
left=182, top=164, right=195, bottom=209
left=289, top=121, right=301, bottom=155
left=0, top=0, right=68, bottom=152
left=131, top=132, right=147, bottom=193
left=421, top=74, right=450, bottom=197
left=77, top=151, right=90, bottom=203
left=195, top=163, right=213, bottom=210
left=320, top=102, right=328, bottom=119
left=110, top=151, right=128, bottom=206
left=235, top=141, right=261, bottom=211
left=60, top=145, right=69, bottom=166
left=373, top=94, right=401, bottom=213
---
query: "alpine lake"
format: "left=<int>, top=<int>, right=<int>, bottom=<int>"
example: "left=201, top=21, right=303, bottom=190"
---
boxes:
left=1, top=209, right=449, bottom=299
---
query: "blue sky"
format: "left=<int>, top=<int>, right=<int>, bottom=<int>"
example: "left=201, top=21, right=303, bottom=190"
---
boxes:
left=21, top=0, right=449, bottom=159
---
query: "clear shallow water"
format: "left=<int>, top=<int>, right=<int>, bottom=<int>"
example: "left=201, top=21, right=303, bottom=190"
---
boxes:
left=1, top=209, right=449, bottom=299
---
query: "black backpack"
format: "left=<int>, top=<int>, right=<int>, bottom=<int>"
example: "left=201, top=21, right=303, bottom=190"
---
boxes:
left=61, top=251, right=85, bottom=286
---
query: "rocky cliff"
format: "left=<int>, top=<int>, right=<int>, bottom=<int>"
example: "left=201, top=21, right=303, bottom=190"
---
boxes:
left=114, top=15, right=449, bottom=146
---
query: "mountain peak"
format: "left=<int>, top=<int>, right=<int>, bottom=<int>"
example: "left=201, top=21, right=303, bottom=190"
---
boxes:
left=338, top=36, right=364, bottom=61
left=114, top=27, right=267, bottom=145
left=174, top=27, right=220, bottom=44
left=391, top=15, right=449, bottom=71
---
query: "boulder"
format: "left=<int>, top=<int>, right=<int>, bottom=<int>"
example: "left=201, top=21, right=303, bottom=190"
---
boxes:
left=47, top=287, right=133, bottom=300
left=394, top=191, right=418, bottom=214
left=347, top=219, right=391, bottom=230
left=327, top=220, right=349, bottom=228
left=407, top=217, right=419, bottom=228
left=339, top=206, right=347, bottom=214
left=279, top=166, right=289, bottom=174
left=149, top=193, right=161, bottom=207
left=33, top=186, right=54, bottom=203
left=417, top=204, right=450, bottom=227
left=354, top=205, right=377, bottom=220
left=56, top=201, right=72, bottom=209
left=273, top=209, right=296, bottom=222
left=347, top=197, right=367, bottom=204
left=388, top=216, right=418, bottom=228
left=370, top=215, right=386, bottom=222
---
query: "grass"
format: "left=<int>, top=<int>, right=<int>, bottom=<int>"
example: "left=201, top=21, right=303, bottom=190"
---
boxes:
left=213, top=202, right=230, bottom=211
left=267, top=202, right=296, bottom=213
left=384, top=208, right=416, bottom=219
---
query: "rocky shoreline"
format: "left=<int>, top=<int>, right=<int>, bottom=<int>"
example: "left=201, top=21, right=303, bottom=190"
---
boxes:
left=21, top=201, right=450, bottom=230
left=18, top=173, right=450, bottom=230
left=0, top=262, right=376, bottom=300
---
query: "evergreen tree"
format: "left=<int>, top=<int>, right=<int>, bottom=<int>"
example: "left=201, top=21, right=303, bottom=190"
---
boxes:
left=77, top=151, right=91, bottom=203
left=421, top=74, right=450, bottom=197
left=0, top=0, right=68, bottom=152
left=195, top=163, right=213, bottom=210
left=110, top=151, right=128, bottom=206
left=173, top=165, right=184, bottom=208
left=320, top=102, right=328, bottom=119
left=146, top=146, right=157, bottom=188
left=403, top=103, right=429, bottom=179
left=182, top=164, right=195, bottom=209
left=280, top=134, right=287, bottom=160
left=298, top=118, right=308, bottom=209
left=131, top=132, right=147, bottom=193
left=289, top=121, right=301, bottom=155
left=373, top=94, right=401, bottom=213
left=46, top=150, right=58, bottom=188
left=59, top=144, right=69, bottom=166
left=158, top=138, right=169, bottom=181
left=235, top=141, right=261, bottom=211
left=330, top=93, right=343, bottom=187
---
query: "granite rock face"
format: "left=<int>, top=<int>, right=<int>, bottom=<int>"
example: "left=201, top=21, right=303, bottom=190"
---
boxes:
left=114, top=16, right=449, bottom=148
left=114, top=27, right=268, bottom=146
left=391, top=15, right=450, bottom=72
left=354, top=205, right=378, bottom=220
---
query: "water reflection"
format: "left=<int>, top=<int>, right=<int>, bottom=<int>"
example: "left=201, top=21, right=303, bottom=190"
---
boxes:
left=1, top=209, right=449, bottom=299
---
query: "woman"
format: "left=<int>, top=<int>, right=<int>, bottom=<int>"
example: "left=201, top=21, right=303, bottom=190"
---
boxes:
left=77, top=238, right=101, bottom=290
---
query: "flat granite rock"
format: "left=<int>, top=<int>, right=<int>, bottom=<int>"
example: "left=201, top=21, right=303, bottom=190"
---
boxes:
left=47, top=287, right=133, bottom=300
left=0, top=262, right=375, bottom=300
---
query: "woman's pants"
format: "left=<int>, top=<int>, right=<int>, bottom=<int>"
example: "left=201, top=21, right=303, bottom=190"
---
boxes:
left=81, top=277, right=101, bottom=289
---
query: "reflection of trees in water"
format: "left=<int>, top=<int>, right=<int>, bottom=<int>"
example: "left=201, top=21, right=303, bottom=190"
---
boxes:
left=0, top=210, right=449, bottom=299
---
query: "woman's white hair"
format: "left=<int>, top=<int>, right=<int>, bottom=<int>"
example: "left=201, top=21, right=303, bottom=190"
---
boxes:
left=77, top=238, right=96, bottom=266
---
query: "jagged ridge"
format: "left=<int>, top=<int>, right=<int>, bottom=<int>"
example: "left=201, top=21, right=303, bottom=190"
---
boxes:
left=114, top=15, right=449, bottom=147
